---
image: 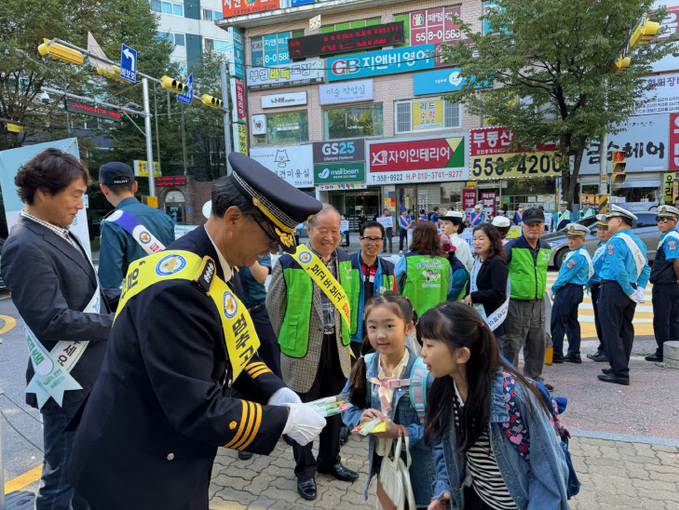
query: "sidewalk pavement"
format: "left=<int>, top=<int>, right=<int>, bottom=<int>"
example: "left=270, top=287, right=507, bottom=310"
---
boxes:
left=209, top=434, right=679, bottom=510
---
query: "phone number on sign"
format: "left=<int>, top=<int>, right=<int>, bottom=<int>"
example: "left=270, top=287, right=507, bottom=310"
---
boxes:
left=470, top=153, right=561, bottom=179
left=369, top=169, right=464, bottom=183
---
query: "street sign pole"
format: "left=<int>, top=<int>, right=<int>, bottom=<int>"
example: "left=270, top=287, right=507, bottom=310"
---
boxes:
left=142, top=78, right=156, bottom=197
left=220, top=59, right=232, bottom=176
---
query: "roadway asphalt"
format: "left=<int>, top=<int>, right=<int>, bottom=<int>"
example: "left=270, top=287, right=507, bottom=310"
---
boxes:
left=1, top=244, right=678, bottom=509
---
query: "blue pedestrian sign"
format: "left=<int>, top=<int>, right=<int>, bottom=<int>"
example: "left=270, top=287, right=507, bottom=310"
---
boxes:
left=177, top=73, right=193, bottom=104
left=120, top=43, right=137, bottom=83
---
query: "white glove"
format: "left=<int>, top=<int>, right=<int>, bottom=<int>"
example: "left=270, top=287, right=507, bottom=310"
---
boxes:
left=629, top=292, right=643, bottom=304
left=635, top=287, right=646, bottom=304
left=282, top=404, right=326, bottom=446
left=267, top=387, right=302, bottom=406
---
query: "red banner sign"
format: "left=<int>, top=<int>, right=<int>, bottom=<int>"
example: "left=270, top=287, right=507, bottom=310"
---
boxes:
left=470, top=127, right=557, bottom=156
left=235, top=79, right=246, bottom=120
left=369, top=137, right=464, bottom=172
left=670, top=113, right=679, bottom=170
left=223, top=0, right=279, bottom=18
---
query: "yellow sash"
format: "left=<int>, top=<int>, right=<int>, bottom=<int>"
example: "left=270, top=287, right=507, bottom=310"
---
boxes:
left=290, top=245, right=351, bottom=331
left=115, top=251, right=260, bottom=381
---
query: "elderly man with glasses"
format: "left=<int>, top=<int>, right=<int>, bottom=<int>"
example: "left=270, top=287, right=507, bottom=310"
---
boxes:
left=646, top=205, right=679, bottom=363
left=349, top=221, right=397, bottom=358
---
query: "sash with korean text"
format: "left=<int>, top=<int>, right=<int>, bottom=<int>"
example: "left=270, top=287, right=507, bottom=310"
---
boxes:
left=104, top=210, right=166, bottom=255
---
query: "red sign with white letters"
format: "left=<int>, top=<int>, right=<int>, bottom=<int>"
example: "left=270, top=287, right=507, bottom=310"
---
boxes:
left=235, top=79, right=246, bottom=120
left=670, top=113, right=679, bottom=170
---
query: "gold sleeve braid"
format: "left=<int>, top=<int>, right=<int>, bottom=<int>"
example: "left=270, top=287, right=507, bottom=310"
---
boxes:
left=244, top=361, right=271, bottom=379
left=223, top=399, right=262, bottom=451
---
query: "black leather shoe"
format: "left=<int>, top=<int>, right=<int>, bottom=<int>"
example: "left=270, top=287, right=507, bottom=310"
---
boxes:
left=602, top=368, right=613, bottom=375
left=598, top=373, right=630, bottom=386
left=318, top=462, right=359, bottom=482
left=339, top=425, right=349, bottom=445
left=645, top=354, right=663, bottom=362
left=552, top=355, right=564, bottom=364
left=564, top=354, right=582, bottom=364
left=297, top=478, right=317, bottom=500
left=590, top=352, right=609, bottom=362
left=238, top=450, right=253, bottom=460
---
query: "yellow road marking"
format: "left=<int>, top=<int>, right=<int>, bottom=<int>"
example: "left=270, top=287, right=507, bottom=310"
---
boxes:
left=4, top=465, right=41, bottom=494
left=0, top=315, right=17, bottom=335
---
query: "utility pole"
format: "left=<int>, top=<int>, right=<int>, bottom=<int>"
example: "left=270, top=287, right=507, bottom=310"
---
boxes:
left=220, top=59, right=232, bottom=176
left=142, top=77, right=156, bottom=197
left=153, top=83, right=162, bottom=176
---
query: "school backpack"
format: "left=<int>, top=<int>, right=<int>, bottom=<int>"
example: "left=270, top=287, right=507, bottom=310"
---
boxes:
left=501, top=371, right=581, bottom=499
left=365, top=352, right=429, bottom=423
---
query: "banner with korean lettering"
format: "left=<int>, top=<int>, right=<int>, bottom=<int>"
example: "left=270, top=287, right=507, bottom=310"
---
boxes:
left=637, top=72, right=679, bottom=115
left=326, top=45, right=435, bottom=82
left=250, top=145, right=313, bottom=188
left=246, top=60, right=324, bottom=90
left=469, top=127, right=560, bottom=180
left=412, top=100, right=445, bottom=131
left=223, top=0, right=279, bottom=18
left=578, top=114, right=669, bottom=175
left=367, top=136, right=467, bottom=185
left=670, top=113, right=679, bottom=170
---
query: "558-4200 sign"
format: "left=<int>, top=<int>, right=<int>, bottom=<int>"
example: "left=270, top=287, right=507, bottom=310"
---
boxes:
left=470, top=152, right=561, bottom=179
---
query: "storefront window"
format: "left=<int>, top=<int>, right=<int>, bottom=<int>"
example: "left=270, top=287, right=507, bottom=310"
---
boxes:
left=502, top=177, right=557, bottom=212
left=323, top=105, right=383, bottom=139
left=611, top=186, right=661, bottom=207
left=260, top=111, right=309, bottom=144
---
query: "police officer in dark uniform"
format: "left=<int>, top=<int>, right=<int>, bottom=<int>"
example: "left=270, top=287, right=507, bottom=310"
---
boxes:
left=69, top=153, right=327, bottom=510
left=646, top=205, right=679, bottom=362
left=586, top=215, right=612, bottom=362
left=597, top=205, right=651, bottom=385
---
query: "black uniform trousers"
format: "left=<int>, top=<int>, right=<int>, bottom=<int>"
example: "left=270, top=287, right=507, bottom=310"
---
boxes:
left=652, top=283, right=679, bottom=356
left=599, top=281, right=636, bottom=378
left=293, top=332, right=346, bottom=480
left=399, top=228, right=408, bottom=252
left=590, top=284, right=606, bottom=355
left=551, top=284, right=584, bottom=357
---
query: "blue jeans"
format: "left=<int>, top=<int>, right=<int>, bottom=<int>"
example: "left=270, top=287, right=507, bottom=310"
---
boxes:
left=37, top=401, right=90, bottom=510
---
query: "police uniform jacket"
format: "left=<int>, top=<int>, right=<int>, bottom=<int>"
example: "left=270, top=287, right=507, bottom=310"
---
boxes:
left=650, top=228, right=679, bottom=284
left=1, top=216, right=115, bottom=410
left=69, top=225, right=288, bottom=510
left=98, top=196, right=176, bottom=288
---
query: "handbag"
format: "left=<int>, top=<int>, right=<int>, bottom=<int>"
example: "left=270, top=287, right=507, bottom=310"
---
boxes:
left=376, top=430, right=416, bottom=510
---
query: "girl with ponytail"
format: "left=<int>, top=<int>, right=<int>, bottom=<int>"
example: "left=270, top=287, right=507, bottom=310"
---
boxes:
left=342, top=291, right=435, bottom=508
left=421, top=302, right=570, bottom=510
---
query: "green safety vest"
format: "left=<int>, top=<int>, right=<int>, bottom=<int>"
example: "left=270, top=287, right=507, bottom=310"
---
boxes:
left=279, top=254, right=355, bottom=358
left=508, top=245, right=551, bottom=300
left=403, top=254, right=450, bottom=316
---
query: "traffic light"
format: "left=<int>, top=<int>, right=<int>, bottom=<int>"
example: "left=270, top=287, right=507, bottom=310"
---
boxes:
left=611, top=150, right=626, bottom=186
left=201, top=94, right=223, bottom=109
left=630, top=21, right=660, bottom=48
left=38, top=38, right=84, bottom=65
left=160, top=75, right=187, bottom=94
left=610, top=55, right=631, bottom=73
left=96, top=65, right=123, bottom=81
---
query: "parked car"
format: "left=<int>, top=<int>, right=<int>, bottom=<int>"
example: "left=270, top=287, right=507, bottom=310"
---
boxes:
left=542, top=213, right=660, bottom=269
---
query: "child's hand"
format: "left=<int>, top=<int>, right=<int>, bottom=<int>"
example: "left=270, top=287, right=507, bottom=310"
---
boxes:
left=359, top=409, right=382, bottom=424
left=374, top=421, right=408, bottom=439
left=428, top=492, right=450, bottom=510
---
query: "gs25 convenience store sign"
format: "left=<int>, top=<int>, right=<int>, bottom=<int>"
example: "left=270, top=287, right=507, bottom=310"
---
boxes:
left=470, top=127, right=560, bottom=179
left=367, top=136, right=466, bottom=184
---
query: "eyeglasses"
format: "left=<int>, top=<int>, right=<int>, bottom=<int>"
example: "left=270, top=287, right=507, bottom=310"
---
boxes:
left=360, top=236, right=384, bottom=243
left=656, top=217, right=676, bottom=223
left=255, top=220, right=278, bottom=247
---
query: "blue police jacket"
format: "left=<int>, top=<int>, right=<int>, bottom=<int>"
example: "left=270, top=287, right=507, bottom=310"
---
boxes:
left=341, top=346, right=435, bottom=507
left=599, top=230, right=651, bottom=295
left=588, top=241, right=607, bottom=287
left=431, top=370, right=570, bottom=510
left=649, top=228, right=679, bottom=284
left=98, top=197, right=176, bottom=288
left=349, top=251, right=395, bottom=343
left=552, top=248, right=590, bottom=294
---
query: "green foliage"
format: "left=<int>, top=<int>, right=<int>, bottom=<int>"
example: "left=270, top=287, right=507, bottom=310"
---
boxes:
left=0, top=0, right=173, bottom=151
left=441, top=0, right=675, bottom=205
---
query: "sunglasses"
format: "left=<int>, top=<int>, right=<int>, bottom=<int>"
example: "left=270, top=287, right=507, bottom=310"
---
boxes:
left=656, top=217, right=677, bottom=223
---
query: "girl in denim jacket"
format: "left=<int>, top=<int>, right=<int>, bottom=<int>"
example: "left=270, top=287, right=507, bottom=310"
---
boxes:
left=342, top=291, right=436, bottom=509
left=420, top=302, right=570, bottom=510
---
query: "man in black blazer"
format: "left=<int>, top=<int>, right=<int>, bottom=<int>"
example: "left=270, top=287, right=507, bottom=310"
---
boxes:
left=69, top=153, right=327, bottom=510
left=1, top=148, right=116, bottom=510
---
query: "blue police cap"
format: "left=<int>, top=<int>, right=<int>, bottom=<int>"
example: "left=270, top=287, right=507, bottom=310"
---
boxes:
left=228, top=152, right=322, bottom=253
left=100, top=162, right=135, bottom=186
